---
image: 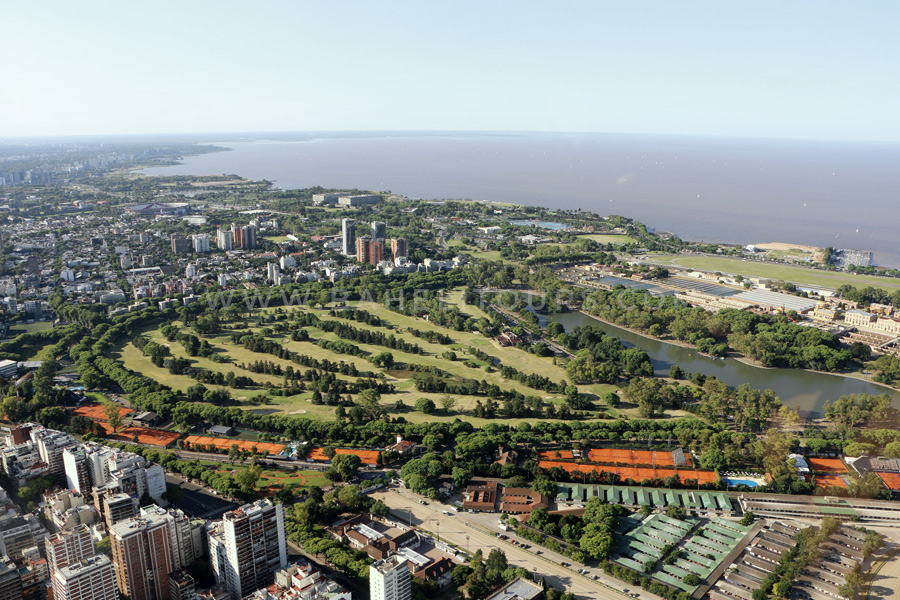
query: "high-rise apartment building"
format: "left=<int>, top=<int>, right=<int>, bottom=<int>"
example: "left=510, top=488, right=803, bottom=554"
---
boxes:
left=63, top=447, right=90, bottom=496
left=216, top=228, right=234, bottom=251
left=53, top=555, right=117, bottom=600
left=0, top=558, right=23, bottom=600
left=371, top=221, right=386, bottom=240
left=341, top=219, right=356, bottom=256
left=391, top=238, right=408, bottom=260
left=356, top=236, right=372, bottom=264
left=45, top=524, right=94, bottom=573
left=370, top=555, right=411, bottom=600
left=170, top=235, right=192, bottom=254
left=370, top=240, right=384, bottom=265
left=110, top=510, right=177, bottom=600
left=221, top=499, right=287, bottom=600
left=192, top=234, right=210, bottom=253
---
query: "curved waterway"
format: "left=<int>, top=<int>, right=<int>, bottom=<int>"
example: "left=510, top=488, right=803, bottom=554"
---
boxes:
left=544, top=311, right=900, bottom=417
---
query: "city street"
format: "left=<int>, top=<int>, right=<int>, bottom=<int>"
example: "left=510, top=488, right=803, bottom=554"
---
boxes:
left=368, top=488, right=657, bottom=600
left=165, top=472, right=238, bottom=519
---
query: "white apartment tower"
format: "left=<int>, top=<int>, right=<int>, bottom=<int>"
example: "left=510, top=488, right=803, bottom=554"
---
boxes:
left=216, top=228, right=234, bottom=251
left=192, top=234, right=211, bottom=253
left=370, top=555, right=411, bottom=600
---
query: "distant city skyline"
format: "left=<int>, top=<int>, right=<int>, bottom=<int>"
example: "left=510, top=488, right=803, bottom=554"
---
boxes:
left=2, top=1, right=899, bottom=141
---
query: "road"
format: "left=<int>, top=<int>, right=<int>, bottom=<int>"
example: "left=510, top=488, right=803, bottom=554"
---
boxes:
left=165, top=472, right=238, bottom=519
left=370, top=488, right=659, bottom=600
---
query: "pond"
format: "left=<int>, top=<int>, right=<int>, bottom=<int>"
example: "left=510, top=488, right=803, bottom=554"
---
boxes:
left=544, top=310, right=900, bottom=417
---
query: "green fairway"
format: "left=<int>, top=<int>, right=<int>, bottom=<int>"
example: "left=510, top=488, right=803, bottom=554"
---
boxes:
left=578, top=233, right=639, bottom=245
left=650, top=255, right=900, bottom=292
left=8, top=321, right=53, bottom=335
left=116, top=289, right=682, bottom=425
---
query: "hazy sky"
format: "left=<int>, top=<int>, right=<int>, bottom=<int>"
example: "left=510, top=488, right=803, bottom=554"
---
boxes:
left=3, top=1, right=898, bottom=140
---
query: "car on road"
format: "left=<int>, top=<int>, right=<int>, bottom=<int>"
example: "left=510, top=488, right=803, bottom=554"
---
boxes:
left=535, top=550, right=542, bottom=555
left=560, top=562, right=569, bottom=567
left=418, top=500, right=428, bottom=505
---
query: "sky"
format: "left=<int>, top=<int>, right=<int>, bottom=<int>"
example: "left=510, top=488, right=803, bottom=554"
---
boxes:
left=2, top=1, right=899, bottom=141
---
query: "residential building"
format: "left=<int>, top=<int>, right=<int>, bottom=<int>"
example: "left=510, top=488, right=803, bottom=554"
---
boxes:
left=63, top=447, right=91, bottom=495
left=221, top=499, right=287, bottom=600
left=193, top=234, right=211, bottom=253
left=53, top=555, right=118, bottom=600
left=391, top=238, right=408, bottom=260
left=371, top=221, right=386, bottom=240
left=484, top=577, right=543, bottom=600
left=169, top=569, right=196, bottom=600
left=370, top=555, right=411, bottom=600
left=45, top=524, right=94, bottom=573
left=170, top=235, right=192, bottom=254
left=245, top=561, right=351, bottom=600
left=0, top=513, right=46, bottom=558
left=110, top=510, right=178, bottom=600
left=341, top=219, right=356, bottom=256
left=356, top=236, right=372, bottom=264
left=370, top=240, right=384, bottom=265
left=102, top=492, right=138, bottom=527
left=0, top=557, right=23, bottom=600
left=216, top=228, right=234, bottom=251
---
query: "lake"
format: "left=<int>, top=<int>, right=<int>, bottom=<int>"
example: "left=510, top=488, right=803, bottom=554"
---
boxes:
left=544, top=310, right=900, bottom=417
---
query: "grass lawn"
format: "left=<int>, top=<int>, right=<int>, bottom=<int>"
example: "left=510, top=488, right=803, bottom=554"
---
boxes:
left=578, top=233, right=639, bottom=245
left=120, top=289, right=641, bottom=425
left=263, top=235, right=292, bottom=243
left=8, top=321, right=53, bottom=335
left=650, top=254, right=900, bottom=292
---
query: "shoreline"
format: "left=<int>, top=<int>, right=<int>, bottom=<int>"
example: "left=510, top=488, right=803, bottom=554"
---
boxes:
left=570, top=308, right=900, bottom=395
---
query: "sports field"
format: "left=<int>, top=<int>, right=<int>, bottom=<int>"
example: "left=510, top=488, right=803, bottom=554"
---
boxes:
left=537, top=460, right=718, bottom=484
left=648, top=254, right=900, bottom=292
left=183, top=435, right=285, bottom=455
left=307, top=446, right=380, bottom=465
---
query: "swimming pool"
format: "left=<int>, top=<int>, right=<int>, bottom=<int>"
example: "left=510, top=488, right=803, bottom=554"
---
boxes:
left=723, top=477, right=761, bottom=488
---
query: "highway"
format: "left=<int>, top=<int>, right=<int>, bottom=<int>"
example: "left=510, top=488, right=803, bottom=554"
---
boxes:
left=369, top=487, right=659, bottom=600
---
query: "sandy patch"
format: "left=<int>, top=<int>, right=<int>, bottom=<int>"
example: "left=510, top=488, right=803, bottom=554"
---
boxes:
left=287, top=410, right=308, bottom=415
left=754, top=242, right=820, bottom=253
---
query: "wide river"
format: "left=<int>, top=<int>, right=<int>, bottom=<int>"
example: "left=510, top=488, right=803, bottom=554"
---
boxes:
left=544, top=310, right=900, bottom=417
left=140, top=132, right=900, bottom=267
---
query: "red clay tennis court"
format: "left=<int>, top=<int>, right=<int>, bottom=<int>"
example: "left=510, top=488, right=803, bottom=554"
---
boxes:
left=111, top=427, right=180, bottom=447
left=586, top=448, right=689, bottom=466
left=538, top=460, right=718, bottom=484
left=875, top=472, right=900, bottom=491
left=813, top=474, right=848, bottom=489
left=183, top=435, right=286, bottom=455
left=537, top=450, right=575, bottom=460
left=307, top=446, right=380, bottom=465
left=807, top=458, right=849, bottom=474
left=73, top=403, right=133, bottom=422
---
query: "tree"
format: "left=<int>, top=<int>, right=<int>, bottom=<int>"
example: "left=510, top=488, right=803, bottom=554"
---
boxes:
left=95, top=536, right=111, bottom=556
left=415, top=398, right=436, bottom=414
left=438, top=395, right=457, bottom=414
left=370, top=500, right=390, bottom=518
left=104, top=402, right=123, bottom=432
left=532, top=476, right=557, bottom=498
left=228, top=444, right=240, bottom=464
left=234, top=465, right=261, bottom=494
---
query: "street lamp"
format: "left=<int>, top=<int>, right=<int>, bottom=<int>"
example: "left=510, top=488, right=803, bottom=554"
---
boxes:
left=432, top=518, right=441, bottom=544
left=466, top=534, right=470, bottom=556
